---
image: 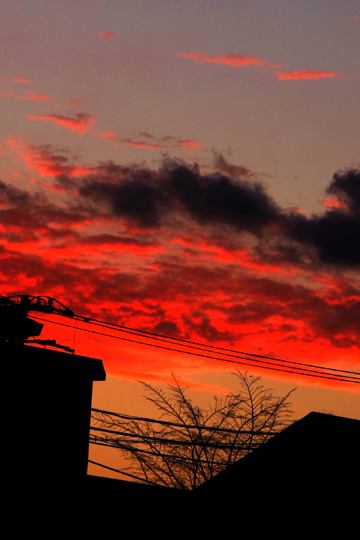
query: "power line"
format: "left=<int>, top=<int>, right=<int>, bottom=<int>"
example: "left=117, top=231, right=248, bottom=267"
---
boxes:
left=90, top=425, right=271, bottom=448
left=29, top=315, right=360, bottom=383
left=91, top=408, right=283, bottom=434
left=89, top=436, right=256, bottom=465
left=68, top=313, right=360, bottom=377
left=87, top=459, right=159, bottom=485
left=29, top=315, right=360, bottom=384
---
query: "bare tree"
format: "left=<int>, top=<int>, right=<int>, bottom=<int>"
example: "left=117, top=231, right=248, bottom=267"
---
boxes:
left=91, top=371, right=295, bottom=489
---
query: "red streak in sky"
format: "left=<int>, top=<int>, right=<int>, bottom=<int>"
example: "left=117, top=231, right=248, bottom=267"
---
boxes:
left=0, top=90, right=49, bottom=101
left=179, top=52, right=280, bottom=68
left=276, top=70, right=339, bottom=80
left=178, top=139, right=204, bottom=149
left=9, top=77, right=32, bottom=84
left=101, top=131, right=116, bottom=139
left=27, top=113, right=96, bottom=134
left=21, top=90, right=49, bottom=101
left=70, top=98, right=85, bottom=106
left=99, top=31, right=115, bottom=39
left=121, top=140, right=162, bottom=150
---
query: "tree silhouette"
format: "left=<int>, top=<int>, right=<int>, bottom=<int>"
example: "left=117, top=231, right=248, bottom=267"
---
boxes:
left=91, top=371, right=295, bottom=489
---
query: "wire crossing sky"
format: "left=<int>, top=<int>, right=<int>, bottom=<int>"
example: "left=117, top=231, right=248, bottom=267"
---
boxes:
left=29, top=314, right=360, bottom=384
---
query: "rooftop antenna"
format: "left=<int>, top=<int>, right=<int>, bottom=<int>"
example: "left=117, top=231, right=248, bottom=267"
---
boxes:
left=0, top=295, right=75, bottom=352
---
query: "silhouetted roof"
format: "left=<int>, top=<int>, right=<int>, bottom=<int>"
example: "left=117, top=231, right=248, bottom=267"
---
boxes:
left=197, top=412, right=360, bottom=492
left=195, top=412, right=360, bottom=535
left=80, top=412, right=359, bottom=534
left=3, top=343, right=106, bottom=380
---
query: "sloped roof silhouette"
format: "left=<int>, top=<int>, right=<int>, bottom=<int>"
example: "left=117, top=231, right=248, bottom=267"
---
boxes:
left=79, top=412, right=359, bottom=534
left=197, top=412, right=359, bottom=492
left=194, top=412, right=360, bottom=536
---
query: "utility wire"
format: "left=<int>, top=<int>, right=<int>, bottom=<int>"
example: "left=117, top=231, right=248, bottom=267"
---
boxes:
left=67, top=313, right=360, bottom=377
left=88, top=459, right=159, bottom=485
left=29, top=315, right=360, bottom=384
left=5, top=295, right=359, bottom=381
left=91, top=408, right=283, bottom=434
left=89, top=436, right=256, bottom=465
left=90, top=425, right=269, bottom=448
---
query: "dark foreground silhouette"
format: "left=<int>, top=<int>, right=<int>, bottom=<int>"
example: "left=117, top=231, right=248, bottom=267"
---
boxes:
left=3, top=344, right=359, bottom=535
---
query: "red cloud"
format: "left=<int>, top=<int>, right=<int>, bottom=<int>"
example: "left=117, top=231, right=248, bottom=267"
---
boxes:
left=353, top=16, right=360, bottom=21
left=5, top=137, right=95, bottom=178
left=70, top=98, right=85, bottom=106
left=101, top=132, right=162, bottom=149
left=102, top=131, right=204, bottom=150
left=121, top=140, right=162, bottom=150
left=179, top=52, right=281, bottom=69
left=0, top=91, right=15, bottom=98
left=276, top=70, right=339, bottom=80
left=2, top=143, right=360, bottom=390
left=0, top=89, right=49, bottom=101
left=177, top=139, right=204, bottom=149
left=52, top=234, right=165, bottom=258
left=323, top=198, right=348, bottom=210
left=9, top=77, right=32, bottom=84
left=99, top=31, right=115, bottom=39
left=27, top=113, right=96, bottom=134
left=101, top=131, right=116, bottom=139
left=21, top=90, right=49, bottom=101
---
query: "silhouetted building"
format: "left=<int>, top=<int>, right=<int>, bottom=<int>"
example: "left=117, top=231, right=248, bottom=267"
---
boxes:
left=3, top=343, right=359, bottom=534
left=4, top=344, right=105, bottom=528
left=81, top=412, right=360, bottom=535
left=194, top=411, right=360, bottom=536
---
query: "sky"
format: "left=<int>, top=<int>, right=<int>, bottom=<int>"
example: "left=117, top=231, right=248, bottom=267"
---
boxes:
left=1, top=0, right=359, bottom=476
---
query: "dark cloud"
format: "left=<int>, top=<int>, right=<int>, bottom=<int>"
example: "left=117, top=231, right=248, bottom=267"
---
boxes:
left=0, top=180, right=34, bottom=206
left=212, top=151, right=255, bottom=179
left=152, top=320, right=181, bottom=337
left=77, top=233, right=160, bottom=248
left=2, top=149, right=360, bottom=369
left=78, top=165, right=164, bottom=227
left=0, top=179, right=95, bottom=245
left=4, top=143, right=360, bottom=269
left=284, top=169, right=360, bottom=266
left=327, top=168, right=360, bottom=213
left=77, top=158, right=280, bottom=233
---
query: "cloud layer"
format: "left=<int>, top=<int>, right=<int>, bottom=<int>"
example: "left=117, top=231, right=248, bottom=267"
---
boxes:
left=102, top=131, right=204, bottom=150
left=179, top=52, right=281, bottom=69
left=180, top=52, right=340, bottom=83
left=276, top=70, right=339, bottom=80
left=284, top=169, right=360, bottom=265
left=27, top=113, right=96, bottom=134
left=33, top=148, right=358, bottom=268
left=1, top=141, right=359, bottom=384
left=99, top=31, right=115, bottom=39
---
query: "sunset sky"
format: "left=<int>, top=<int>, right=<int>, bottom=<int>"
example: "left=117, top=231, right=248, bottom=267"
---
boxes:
left=1, top=1, right=359, bottom=476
